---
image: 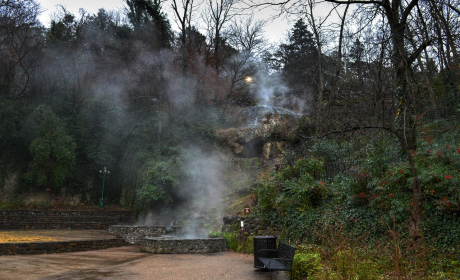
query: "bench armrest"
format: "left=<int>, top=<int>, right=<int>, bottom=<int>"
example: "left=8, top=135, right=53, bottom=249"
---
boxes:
left=258, top=249, right=277, bottom=258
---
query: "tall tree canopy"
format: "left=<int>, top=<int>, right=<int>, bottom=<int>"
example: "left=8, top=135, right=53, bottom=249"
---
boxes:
left=276, top=18, right=319, bottom=97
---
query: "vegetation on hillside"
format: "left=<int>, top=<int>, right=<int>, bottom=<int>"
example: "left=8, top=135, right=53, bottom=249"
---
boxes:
left=250, top=119, right=460, bottom=279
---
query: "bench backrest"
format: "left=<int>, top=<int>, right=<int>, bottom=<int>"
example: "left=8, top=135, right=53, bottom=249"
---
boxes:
left=278, top=241, right=296, bottom=261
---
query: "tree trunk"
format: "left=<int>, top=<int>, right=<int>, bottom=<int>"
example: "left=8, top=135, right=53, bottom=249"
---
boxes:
left=385, top=1, right=423, bottom=239
left=307, top=2, right=325, bottom=134
left=404, top=144, right=423, bottom=241
left=327, top=4, right=349, bottom=112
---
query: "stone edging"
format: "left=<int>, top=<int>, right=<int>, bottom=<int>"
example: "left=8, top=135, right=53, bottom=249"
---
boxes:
left=108, top=225, right=166, bottom=244
left=140, top=237, right=226, bottom=254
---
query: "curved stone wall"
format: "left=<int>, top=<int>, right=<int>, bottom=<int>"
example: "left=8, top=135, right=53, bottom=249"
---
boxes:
left=140, top=237, right=226, bottom=254
left=108, top=225, right=166, bottom=244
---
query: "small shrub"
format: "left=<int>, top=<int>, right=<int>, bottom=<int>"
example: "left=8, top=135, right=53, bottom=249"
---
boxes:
left=223, top=232, right=239, bottom=251
left=238, top=236, right=254, bottom=254
left=290, top=251, right=323, bottom=280
left=332, top=249, right=380, bottom=280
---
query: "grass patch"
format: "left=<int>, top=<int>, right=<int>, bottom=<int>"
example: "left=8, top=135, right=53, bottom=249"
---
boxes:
left=0, top=230, right=112, bottom=243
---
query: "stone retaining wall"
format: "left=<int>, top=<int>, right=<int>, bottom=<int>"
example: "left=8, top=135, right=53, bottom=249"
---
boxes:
left=0, top=210, right=134, bottom=230
left=140, top=237, right=226, bottom=254
left=0, top=238, right=126, bottom=255
left=222, top=216, right=281, bottom=237
left=108, top=225, right=166, bottom=244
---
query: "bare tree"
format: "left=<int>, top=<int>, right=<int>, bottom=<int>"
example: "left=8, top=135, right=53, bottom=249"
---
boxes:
left=302, top=0, right=334, bottom=133
left=326, top=3, right=349, bottom=113
left=0, top=0, right=42, bottom=100
left=203, top=0, right=237, bottom=73
left=171, top=0, right=197, bottom=76
left=227, top=16, right=265, bottom=54
left=221, top=16, right=266, bottom=117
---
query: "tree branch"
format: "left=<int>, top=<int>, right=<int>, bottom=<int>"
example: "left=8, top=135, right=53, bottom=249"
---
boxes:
left=447, top=3, right=460, bottom=15
left=407, top=39, right=431, bottom=66
left=324, top=0, right=384, bottom=5
left=246, top=0, right=292, bottom=9
left=401, top=0, right=419, bottom=26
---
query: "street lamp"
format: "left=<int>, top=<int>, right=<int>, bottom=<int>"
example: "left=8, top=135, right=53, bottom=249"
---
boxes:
left=99, top=167, right=110, bottom=208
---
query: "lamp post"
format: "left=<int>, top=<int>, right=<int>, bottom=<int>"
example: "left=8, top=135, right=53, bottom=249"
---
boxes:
left=99, top=167, right=110, bottom=208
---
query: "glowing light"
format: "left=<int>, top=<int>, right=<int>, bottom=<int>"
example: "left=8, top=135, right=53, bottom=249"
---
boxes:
left=245, top=76, right=253, bottom=83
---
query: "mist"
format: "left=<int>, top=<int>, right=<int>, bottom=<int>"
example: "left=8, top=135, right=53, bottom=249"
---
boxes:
left=135, top=147, right=230, bottom=238
left=1, top=1, right=282, bottom=233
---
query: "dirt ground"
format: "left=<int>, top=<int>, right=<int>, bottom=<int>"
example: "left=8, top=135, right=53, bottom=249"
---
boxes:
left=0, top=245, right=289, bottom=280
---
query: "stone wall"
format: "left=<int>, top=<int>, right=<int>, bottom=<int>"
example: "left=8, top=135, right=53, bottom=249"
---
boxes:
left=0, top=210, right=134, bottom=230
left=222, top=216, right=281, bottom=238
left=0, top=238, right=126, bottom=255
left=140, top=237, right=226, bottom=254
left=108, top=225, right=166, bottom=244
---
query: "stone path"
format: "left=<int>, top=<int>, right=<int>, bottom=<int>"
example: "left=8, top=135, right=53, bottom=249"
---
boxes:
left=0, top=245, right=289, bottom=280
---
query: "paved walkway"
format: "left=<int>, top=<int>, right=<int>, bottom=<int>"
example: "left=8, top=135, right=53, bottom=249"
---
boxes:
left=0, top=246, right=289, bottom=280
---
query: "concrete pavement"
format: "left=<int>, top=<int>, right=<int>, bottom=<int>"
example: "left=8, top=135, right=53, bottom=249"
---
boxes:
left=0, top=245, right=289, bottom=280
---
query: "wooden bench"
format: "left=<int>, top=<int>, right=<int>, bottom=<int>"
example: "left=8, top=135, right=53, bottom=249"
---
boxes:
left=258, top=241, right=296, bottom=280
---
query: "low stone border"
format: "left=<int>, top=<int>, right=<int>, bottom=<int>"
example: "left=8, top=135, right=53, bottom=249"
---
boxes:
left=140, top=237, right=226, bottom=254
left=0, top=238, right=126, bottom=255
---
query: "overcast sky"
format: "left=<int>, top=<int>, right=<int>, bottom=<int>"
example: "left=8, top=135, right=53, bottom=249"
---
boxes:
left=37, top=0, right=125, bottom=25
left=37, top=0, right=290, bottom=43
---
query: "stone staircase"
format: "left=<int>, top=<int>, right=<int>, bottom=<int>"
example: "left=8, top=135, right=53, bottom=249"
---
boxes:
left=0, top=210, right=134, bottom=230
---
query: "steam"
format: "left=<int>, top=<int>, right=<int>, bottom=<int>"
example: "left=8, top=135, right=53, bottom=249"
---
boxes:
left=30, top=7, right=307, bottom=238
left=250, top=69, right=310, bottom=113
left=253, top=71, right=289, bottom=107
left=135, top=147, right=229, bottom=239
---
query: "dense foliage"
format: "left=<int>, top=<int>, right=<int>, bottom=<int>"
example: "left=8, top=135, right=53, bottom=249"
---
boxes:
left=251, top=119, right=460, bottom=278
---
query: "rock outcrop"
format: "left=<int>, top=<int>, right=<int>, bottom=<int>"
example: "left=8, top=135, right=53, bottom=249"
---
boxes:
left=217, top=106, right=301, bottom=159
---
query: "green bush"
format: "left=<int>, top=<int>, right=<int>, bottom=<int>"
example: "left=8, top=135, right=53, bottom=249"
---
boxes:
left=218, top=231, right=254, bottom=254
left=331, top=249, right=380, bottom=280
left=238, top=236, right=254, bottom=254
left=222, top=232, right=239, bottom=251
left=253, top=158, right=330, bottom=240
left=290, top=251, right=323, bottom=280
